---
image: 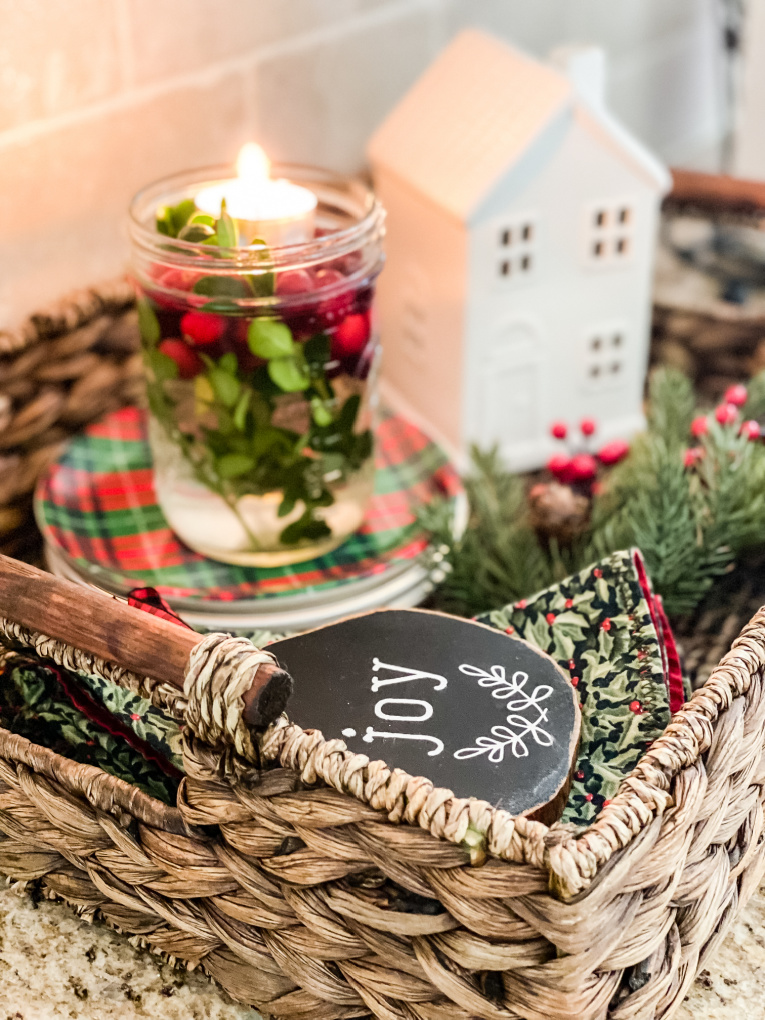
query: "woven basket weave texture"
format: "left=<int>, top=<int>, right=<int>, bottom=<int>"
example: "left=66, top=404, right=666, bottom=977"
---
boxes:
left=0, top=280, right=141, bottom=560
left=0, top=604, right=764, bottom=1020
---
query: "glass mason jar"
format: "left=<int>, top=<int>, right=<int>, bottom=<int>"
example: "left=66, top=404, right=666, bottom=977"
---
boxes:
left=129, top=165, right=385, bottom=566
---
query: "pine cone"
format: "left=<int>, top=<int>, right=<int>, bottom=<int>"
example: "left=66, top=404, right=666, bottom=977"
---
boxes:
left=528, top=482, right=589, bottom=545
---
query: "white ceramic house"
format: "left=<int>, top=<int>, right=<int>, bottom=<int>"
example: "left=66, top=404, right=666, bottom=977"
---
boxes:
left=368, top=30, right=671, bottom=471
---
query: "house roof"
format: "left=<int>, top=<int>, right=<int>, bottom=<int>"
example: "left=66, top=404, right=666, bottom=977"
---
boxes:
left=368, top=29, right=669, bottom=222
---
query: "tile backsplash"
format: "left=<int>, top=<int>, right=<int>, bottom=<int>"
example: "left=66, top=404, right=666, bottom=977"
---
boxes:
left=0, top=0, right=724, bottom=326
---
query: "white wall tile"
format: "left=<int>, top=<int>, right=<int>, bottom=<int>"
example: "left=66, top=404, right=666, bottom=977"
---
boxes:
left=0, top=71, right=248, bottom=326
left=123, top=0, right=394, bottom=85
left=0, top=0, right=121, bottom=132
left=251, top=5, right=439, bottom=173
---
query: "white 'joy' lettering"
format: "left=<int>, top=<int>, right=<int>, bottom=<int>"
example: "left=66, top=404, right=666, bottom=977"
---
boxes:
left=374, top=698, right=434, bottom=722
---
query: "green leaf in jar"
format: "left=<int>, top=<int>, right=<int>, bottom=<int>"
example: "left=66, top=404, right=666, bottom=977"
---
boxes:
left=192, top=276, right=252, bottom=298
left=147, top=347, right=178, bottom=381
left=189, top=212, right=216, bottom=228
left=209, top=367, right=241, bottom=408
left=156, top=207, right=173, bottom=237
left=170, top=199, right=196, bottom=235
left=219, top=352, right=238, bottom=375
left=268, top=356, right=311, bottom=392
left=216, top=452, right=255, bottom=478
left=215, top=199, right=238, bottom=248
left=277, top=495, right=297, bottom=518
left=280, top=512, right=331, bottom=545
left=233, top=389, right=251, bottom=431
left=304, top=332, right=331, bottom=367
left=156, top=198, right=195, bottom=237
left=137, top=298, right=160, bottom=346
left=246, top=238, right=275, bottom=297
left=251, top=426, right=288, bottom=457
left=247, top=270, right=275, bottom=298
left=179, top=222, right=216, bottom=243
left=337, top=393, right=361, bottom=433
left=310, top=396, right=333, bottom=427
left=248, top=318, right=294, bottom=359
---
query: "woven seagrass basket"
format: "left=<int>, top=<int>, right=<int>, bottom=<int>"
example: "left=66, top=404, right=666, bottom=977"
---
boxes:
left=0, top=280, right=141, bottom=560
left=0, top=579, right=764, bottom=1020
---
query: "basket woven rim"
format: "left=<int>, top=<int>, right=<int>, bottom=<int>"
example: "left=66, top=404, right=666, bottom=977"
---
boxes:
left=254, top=604, right=765, bottom=897
left=1, top=605, right=764, bottom=900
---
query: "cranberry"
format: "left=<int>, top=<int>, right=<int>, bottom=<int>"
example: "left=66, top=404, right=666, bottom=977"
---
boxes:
left=315, top=268, right=345, bottom=287
left=353, top=285, right=375, bottom=315
left=276, top=269, right=314, bottom=296
left=332, top=313, right=371, bottom=358
left=315, top=268, right=354, bottom=328
left=181, top=311, right=226, bottom=346
left=158, top=339, right=202, bottom=379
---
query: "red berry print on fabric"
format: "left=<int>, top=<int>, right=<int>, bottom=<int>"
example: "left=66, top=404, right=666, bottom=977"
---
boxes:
left=629, top=700, right=643, bottom=714
left=565, top=598, right=573, bottom=608
left=546, top=612, right=556, bottom=624
left=593, top=568, right=603, bottom=578
left=601, top=618, right=612, bottom=631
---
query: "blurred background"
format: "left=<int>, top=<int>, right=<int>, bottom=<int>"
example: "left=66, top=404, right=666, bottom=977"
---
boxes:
left=0, top=0, right=759, bottom=328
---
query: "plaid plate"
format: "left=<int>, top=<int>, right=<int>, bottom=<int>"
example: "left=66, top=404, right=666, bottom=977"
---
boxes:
left=35, top=407, right=462, bottom=602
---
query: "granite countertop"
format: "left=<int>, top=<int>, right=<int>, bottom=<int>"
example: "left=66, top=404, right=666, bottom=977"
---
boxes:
left=0, top=879, right=762, bottom=1019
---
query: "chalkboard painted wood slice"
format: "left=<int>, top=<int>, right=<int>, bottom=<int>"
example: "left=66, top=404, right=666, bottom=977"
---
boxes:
left=269, top=608, right=580, bottom=823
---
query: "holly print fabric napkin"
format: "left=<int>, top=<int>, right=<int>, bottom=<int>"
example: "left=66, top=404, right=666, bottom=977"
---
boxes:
left=476, top=548, right=682, bottom=826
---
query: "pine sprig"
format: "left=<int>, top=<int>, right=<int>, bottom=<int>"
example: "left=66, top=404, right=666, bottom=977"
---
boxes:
left=427, top=368, right=765, bottom=619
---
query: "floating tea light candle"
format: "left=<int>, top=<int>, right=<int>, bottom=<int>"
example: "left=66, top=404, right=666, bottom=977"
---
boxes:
left=195, top=142, right=317, bottom=247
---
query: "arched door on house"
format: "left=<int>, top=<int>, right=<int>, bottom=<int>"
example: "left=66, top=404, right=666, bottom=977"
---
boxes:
left=477, top=318, right=543, bottom=461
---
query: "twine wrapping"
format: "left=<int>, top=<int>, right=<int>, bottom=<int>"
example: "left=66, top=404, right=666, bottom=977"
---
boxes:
left=183, top=633, right=279, bottom=761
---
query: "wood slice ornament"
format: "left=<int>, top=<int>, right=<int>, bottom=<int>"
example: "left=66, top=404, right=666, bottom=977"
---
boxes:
left=270, top=609, right=580, bottom=823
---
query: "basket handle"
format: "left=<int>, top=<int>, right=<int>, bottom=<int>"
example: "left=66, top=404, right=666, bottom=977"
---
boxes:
left=0, top=554, right=292, bottom=729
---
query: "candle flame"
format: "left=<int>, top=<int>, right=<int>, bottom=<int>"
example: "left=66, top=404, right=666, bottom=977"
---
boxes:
left=237, top=142, right=271, bottom=186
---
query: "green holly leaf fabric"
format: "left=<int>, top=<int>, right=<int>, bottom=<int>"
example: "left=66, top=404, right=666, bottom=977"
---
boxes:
left=476, top=549, right=672, bottom=827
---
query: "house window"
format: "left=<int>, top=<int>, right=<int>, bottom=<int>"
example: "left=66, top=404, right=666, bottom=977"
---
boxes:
left=586, top=201, right=635, bottom=266
left=585, top=326, right=627, bottom=387
left=495, top=215, right=537, bottom=284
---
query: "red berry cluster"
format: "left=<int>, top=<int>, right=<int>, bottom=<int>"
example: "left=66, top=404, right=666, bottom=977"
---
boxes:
left=147, top=261, right=374, bottom=382
left=546, top=418, right=630, bottom=487
left=684, top=383, right=761, bottom=467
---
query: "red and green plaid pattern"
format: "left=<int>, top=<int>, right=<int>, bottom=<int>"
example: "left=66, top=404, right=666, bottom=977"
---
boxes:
left=36, top=407, right=462, bottom=602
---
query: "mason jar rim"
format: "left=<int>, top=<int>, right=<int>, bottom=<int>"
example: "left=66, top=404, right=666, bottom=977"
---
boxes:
left=129, top=162, right=386, bottom=272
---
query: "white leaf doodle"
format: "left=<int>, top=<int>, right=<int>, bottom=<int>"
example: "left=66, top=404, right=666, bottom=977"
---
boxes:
left=454, top=664, right=553, bottom=762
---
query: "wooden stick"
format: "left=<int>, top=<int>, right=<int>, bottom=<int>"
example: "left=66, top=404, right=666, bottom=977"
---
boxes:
left=0, top=554, right=292, bottom=730
left=669, top=168, right=765, bottom=217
